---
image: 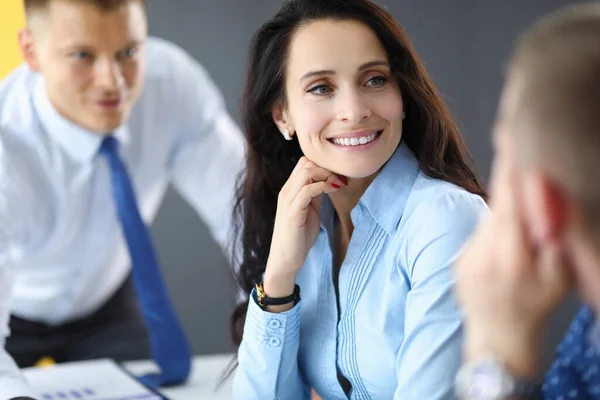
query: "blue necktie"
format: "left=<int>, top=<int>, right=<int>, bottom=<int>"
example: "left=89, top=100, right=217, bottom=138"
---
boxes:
left=99, top=136, right=191, bottom=388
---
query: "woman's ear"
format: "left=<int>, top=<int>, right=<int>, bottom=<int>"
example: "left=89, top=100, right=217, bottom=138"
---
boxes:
left=272, top=104, right=294, bottom=140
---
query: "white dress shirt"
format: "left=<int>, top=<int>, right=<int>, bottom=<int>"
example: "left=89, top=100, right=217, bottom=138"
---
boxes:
left=0, top=37, right=245, bottom=398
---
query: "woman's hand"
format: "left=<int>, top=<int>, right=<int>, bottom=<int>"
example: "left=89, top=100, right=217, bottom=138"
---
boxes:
left=263, top=157, right=346, bottom=308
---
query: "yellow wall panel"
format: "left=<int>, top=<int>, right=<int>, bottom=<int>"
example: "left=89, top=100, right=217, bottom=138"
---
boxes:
left=0, top=1, right=26, bottom=78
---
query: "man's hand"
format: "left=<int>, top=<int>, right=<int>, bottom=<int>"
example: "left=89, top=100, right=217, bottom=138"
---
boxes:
left=455, top=134, right=572, bottom=378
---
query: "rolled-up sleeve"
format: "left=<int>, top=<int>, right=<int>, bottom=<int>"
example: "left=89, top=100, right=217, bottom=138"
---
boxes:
left=232, top=289, right=309, bottom=399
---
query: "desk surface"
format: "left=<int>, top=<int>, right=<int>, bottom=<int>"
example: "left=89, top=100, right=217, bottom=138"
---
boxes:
left=124, top=354, right=234, bottom=400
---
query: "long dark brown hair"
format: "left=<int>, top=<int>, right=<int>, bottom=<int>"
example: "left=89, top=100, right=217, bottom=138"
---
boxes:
left=229, top=0, right=485, bottom=354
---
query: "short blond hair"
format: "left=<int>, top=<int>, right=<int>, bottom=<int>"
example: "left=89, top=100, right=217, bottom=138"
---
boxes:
left=24, top=0, right=144, bottom=16
left=508, top=3, right=600, bottom=222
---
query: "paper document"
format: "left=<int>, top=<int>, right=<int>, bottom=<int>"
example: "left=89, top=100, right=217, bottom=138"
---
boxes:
left=22, top=359, right=163, bottom=400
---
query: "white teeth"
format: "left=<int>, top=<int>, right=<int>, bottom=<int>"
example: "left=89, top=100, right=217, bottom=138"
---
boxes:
left=332, top=132, right=379, bottom=146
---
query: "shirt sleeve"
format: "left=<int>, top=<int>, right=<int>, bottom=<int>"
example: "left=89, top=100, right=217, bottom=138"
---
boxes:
left=543, top=357, right=586, bottom=399
left=232, top=289, right=310, bottom=400
left=543, top=306, right=595, bottom=399
left=165, top=47, right=245, bottom=256
left=394, top=190, right=489, bottom=400
left=0, top=139, right=38, bottom=399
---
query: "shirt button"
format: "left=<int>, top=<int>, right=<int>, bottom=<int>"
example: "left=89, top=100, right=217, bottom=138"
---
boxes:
left=269, top=337, right=281, bottom=347
left=269, top=319, right=281, bottom=329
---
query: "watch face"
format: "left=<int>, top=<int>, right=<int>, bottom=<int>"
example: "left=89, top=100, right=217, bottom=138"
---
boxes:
left=467, top=367, right=503, bottom=398
left=456, top=357, right=514, bottom=400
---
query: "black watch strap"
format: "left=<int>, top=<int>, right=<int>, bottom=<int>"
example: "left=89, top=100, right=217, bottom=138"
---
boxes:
left=255, top=282, right=300, bottom=307
left=512, top=380, right=542, bottom=399
left=455, top=356, right=542, bottom=400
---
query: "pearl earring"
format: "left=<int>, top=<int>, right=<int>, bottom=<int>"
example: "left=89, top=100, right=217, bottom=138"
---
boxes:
left=283, top=129, right=293, bottom=141
left=402, top=111, right=406, bottom=120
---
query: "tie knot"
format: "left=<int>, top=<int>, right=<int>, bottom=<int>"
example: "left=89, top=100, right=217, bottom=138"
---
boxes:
left=99, top=135, right=120, bottom=157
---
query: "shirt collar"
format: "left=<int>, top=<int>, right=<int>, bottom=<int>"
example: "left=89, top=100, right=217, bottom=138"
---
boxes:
left=357, top=141, right=420, bottom=234
left=33, top=76, right=130, bottom=163
left=320, top=141, right=420, bottom=235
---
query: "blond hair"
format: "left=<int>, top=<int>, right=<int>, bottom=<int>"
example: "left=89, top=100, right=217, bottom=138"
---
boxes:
left=508, top=2, right=600, bottom=222
left=24, top=0, right=144, bottom=16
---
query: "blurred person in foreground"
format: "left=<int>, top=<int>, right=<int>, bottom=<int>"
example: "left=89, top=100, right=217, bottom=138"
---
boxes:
left=455, top=3, right=600, bottom=399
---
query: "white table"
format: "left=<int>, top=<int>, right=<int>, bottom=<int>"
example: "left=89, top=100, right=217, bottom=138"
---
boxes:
left=124, top=354, right=234, bottom=399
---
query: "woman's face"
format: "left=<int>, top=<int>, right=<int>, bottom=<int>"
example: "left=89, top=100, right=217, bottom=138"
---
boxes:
left=275, top=19, right=404, bottom=178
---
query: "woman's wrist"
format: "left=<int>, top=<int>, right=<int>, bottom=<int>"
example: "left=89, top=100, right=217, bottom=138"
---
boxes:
left=263, top=268, right=297, bottom=298
left=264, top=255, right=298, bottom=293
left=261, top=265, right=298, bottom=313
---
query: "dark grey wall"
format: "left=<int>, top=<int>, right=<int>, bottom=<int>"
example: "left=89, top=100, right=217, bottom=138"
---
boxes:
left=147, top=0, right=583, bottom=371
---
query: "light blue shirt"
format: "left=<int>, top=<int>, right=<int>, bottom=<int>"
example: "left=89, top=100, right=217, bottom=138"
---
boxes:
left=0, top=37, right=244, bottom=398
left=233, top=143, right=488, bottom=399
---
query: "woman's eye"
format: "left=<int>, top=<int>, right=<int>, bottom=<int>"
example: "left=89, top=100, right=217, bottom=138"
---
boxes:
left=307, top=84, right=332, bottom=95
left=366, top=76, right=388, bottom=87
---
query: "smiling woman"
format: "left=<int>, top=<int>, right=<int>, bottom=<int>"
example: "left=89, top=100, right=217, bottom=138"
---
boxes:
left=229, top=0, right=489, bottom=399
left=0, top=1, right=25, bottom=78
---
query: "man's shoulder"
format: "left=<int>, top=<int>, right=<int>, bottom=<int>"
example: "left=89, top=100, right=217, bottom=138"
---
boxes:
left=145, top=36, right=187, bottom=57
left=0, top=64, right=38, bottom=111
left=0, top=123, right=41, bottom=164
left=0, top=66, right=40, bottom=143
left=144, top=36, right=204, bottom=80
left=138, top=37, right=221, bottom=109
left=0, top=63, right=37, bottom=93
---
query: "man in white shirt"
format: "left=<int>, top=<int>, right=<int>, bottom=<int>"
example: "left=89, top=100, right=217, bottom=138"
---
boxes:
left=0, top=0, right=244, bottom=398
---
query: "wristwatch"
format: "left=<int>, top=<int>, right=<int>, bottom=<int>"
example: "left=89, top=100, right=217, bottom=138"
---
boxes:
left=455, top=356, right=541, bottom=400
left=255, top=281, right=300, bottom=307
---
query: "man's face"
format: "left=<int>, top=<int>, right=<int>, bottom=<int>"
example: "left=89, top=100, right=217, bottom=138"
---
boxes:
left=494, top=71, right=600, bottom=311
left=27, top=0, right=147, bottom=134
left=491, top=71, right=541, bottom=238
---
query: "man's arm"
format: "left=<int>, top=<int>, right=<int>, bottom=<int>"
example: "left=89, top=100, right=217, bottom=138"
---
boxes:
left=164, top=44, right=245, bottom=257
left=0, top=329, right=38, bottom=399
left=0, top=234, right=39, bottom=399
left=0, top=136, right=38, bottom=399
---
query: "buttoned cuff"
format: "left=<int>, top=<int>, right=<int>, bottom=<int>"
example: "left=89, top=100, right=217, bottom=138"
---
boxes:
left=244, top=288, right=301, bottom=349
left=234, top=289, right=303, bottom=397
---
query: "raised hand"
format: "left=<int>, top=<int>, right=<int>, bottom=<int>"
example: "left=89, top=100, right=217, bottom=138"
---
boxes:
left=263, top=157, right=346, bottom=311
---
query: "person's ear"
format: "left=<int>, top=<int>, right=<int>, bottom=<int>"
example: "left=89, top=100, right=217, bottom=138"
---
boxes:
left=522, top=171, right=569, bottom=245
left=272, top=104, right=294, bottom=141
left=18, top=28, right=42, bottom=72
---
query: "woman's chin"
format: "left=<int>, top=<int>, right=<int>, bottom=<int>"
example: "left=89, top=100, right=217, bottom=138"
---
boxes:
left=329, top=163, right=383, bottom=181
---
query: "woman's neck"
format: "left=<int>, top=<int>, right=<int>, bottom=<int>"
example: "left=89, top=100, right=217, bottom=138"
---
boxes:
left=329, top=174, right=377, bottom=240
